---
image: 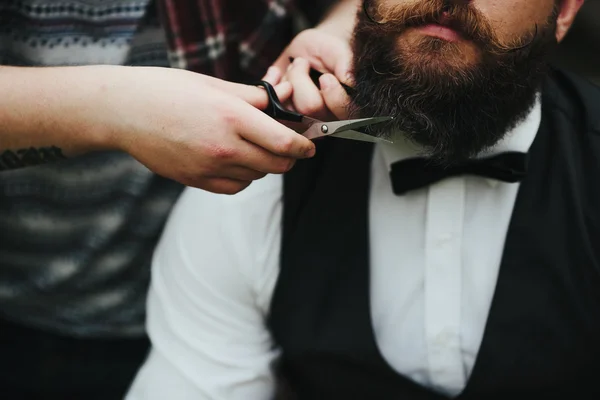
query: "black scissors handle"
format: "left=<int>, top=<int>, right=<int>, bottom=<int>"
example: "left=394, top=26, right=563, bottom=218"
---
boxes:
left=256, top=81, right=304, bottom=123
left=288, top=57, right=356, bottom=95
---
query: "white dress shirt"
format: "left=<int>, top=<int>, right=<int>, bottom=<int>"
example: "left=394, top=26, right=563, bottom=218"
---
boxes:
left=126, top=99, right=541, bottom=400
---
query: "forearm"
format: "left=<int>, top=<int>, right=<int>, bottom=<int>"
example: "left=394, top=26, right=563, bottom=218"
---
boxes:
left=0, top=65, right=114, bottom=169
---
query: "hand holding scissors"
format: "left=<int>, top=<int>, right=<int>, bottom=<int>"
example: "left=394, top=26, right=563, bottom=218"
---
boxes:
left=256, top=80, right=394, bottom=144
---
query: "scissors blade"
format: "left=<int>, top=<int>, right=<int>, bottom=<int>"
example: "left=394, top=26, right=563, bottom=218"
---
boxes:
left=330, top=129, right=394, bottom=143
left=329, top=117, right=393, bottom=134
left=302, top=116, right=394, bottom=143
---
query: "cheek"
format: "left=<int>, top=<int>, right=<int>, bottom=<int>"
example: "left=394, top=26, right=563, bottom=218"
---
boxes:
left=472, top=0, right=555, bottom=42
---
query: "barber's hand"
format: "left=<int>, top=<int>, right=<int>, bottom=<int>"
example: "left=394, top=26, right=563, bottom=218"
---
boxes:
left=262, top=27, right=355, bottom=121
left=277, top=57, right=352, bottom=122
left=96, top=66, right=314, bottom=194
left=264, top=28, right=354, bottom=88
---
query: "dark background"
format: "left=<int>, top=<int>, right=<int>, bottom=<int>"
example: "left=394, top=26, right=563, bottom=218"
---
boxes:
left=551, top=1, right=600, bottom=84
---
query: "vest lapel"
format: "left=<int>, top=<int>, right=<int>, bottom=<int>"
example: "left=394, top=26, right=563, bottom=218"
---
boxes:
left=272, top=138, right=447, bottom=399
left=274, top=138, right=376, bottom=360
left=460, top=100, right=600, bottom=397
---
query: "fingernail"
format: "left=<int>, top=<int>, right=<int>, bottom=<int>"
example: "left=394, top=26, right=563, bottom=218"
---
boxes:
left=345, top=72, right=355, bottom=85
left=305, top=146, right=316, bottom=158
left=287, top=160, right=297, bottom=171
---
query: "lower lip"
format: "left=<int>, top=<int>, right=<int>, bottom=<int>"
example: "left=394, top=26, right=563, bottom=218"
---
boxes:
left=416, top=24, right=463, bottom=42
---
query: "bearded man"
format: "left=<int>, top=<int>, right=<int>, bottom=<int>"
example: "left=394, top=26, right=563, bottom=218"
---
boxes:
left=126, top=0, right=599, bottom=399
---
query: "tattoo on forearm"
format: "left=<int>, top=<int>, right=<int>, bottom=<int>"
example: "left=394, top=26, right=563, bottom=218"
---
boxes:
left=0, top=146, right=67, bottom=171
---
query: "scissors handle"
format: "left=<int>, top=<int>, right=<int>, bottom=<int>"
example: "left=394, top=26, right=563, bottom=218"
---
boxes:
left=256, top=81, right=304, bottom=123
left=288, top=57, right=356, bottom=96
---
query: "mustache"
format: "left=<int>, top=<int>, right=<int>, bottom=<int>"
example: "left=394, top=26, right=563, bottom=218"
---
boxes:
left=361, top=0, right=537, bottom=54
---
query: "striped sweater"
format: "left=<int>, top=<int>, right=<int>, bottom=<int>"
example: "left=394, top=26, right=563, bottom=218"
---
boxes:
left=0, top=0, right=182, bottom=338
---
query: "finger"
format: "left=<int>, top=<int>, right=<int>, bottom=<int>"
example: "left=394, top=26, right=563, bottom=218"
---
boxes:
left=271, top=82, right=293, bottom=109
left=242, top=81, right=292, bottom=110
left=280, top=31, right=354, bottom=85
left=274, top=82, right=293, bottom=104
left=271, top=32, right=328, bottom=74
left=233, top=81, right=293, bottom=110
left=319, top=73, right=352, bottom=120
left=279, top=63, right=294, bottom=84
left=248, top=82, right=293, bottom=109
left=200, top=178, right=253, bottom=195
left=209, top=166, right=268, bottom=182
left=199, top=76, right=292, bottom=110
left=282, top=99, right=297, bottom=113
left=234, top=99, right=316, bottom=159
left=270, top=50, right=293, bottom=78
left=287, top=58, right=328, bottom=119
left=232, top=141, right=298, bottom=175
left=262, top=66, right=283, bottom=85
left=315, top=39, right=354, bottom=86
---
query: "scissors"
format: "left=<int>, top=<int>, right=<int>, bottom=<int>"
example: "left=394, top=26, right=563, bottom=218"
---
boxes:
left=256, top=80, right=394, bottom=144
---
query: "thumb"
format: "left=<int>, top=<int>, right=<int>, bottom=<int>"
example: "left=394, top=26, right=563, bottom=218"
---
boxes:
left=318, top=40, right=354, bottom=86
left=319, top=73, right=352, bottom=120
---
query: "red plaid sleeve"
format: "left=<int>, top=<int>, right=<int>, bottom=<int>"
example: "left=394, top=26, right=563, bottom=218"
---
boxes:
left=158, top=0, right=296, bottom=82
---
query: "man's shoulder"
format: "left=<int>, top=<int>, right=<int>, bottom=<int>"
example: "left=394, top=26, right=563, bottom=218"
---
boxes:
left=161, top=172, right=284, bottom=271
left=152, top=173, right=284, bottom=310
left=169, top=173, right=284, bottom=231
left=542, top=67, right=600, bottom=135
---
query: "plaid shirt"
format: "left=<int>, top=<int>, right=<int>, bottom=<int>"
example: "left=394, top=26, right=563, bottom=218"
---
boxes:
left=160, top=0, right=297, bottom=82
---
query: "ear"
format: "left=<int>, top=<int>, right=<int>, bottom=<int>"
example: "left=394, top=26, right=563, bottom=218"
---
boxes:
left=555, top=0, right=585, bottom=42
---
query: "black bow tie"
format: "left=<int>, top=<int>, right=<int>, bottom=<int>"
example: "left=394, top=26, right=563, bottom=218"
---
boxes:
left=390, top=151, right=528, bottom=195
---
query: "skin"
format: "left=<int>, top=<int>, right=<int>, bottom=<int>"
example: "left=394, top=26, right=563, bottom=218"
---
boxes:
left=265, top=0, right=359, bottom=121
left=276, top=0, right=585, bottom=121
left=0, top=0, right=362, bottom=195
left=0, top=65, right=309, bottom=194
left=397, top=0, right=568, bottom=65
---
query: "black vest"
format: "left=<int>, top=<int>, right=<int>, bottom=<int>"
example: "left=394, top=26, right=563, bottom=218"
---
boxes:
left=268, top=68, right=600, bottom=399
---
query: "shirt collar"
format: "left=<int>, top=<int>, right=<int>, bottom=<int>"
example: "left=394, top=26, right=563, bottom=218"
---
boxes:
left=378, top=94, right=542, bottom=187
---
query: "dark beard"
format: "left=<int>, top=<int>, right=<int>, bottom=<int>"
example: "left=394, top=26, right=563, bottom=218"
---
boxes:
left=348, top=0, right=559, bottom=164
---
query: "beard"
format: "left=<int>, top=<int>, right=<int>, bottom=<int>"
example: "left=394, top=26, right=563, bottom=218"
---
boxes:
left=348, top=0, right=559, bottom=164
